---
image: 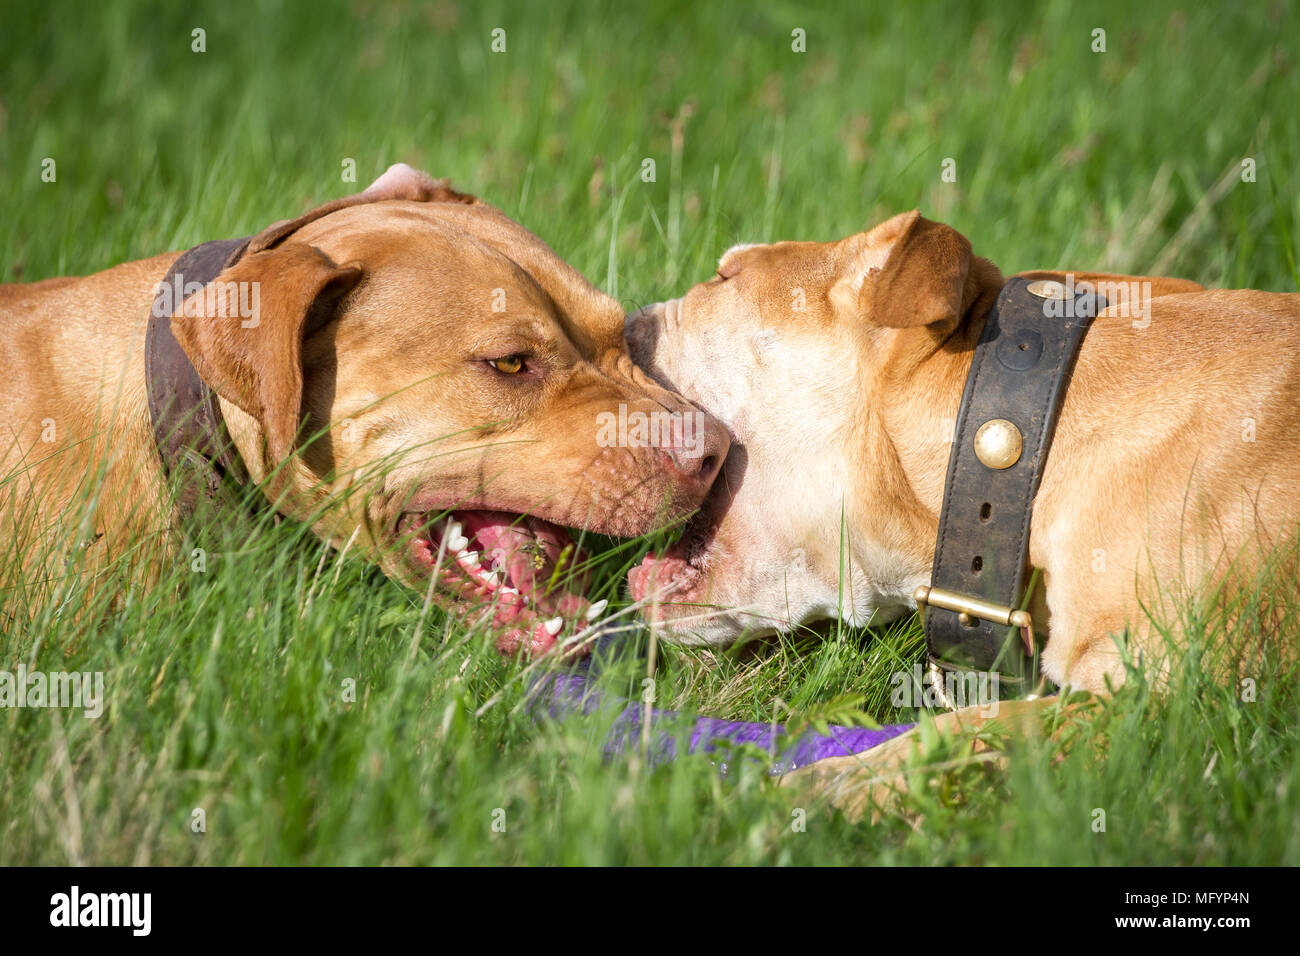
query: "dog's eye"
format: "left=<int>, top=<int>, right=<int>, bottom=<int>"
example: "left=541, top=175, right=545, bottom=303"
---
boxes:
left=487, top=355, right=526, bottom=374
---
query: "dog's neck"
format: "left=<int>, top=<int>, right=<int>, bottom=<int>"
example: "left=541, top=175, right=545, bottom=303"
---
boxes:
left=878, top=264, right=1003, bottom=516
left=144, top=238, right=252, bottom=518
left=845, top=286, right=1003, bottom=607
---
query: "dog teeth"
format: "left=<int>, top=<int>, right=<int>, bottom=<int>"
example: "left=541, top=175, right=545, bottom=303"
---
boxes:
left=456, top=549, right=479, bottom=567
left=483, top=569, right=500, bottom=586
left=447, top=522, right=469, bottom=551
left=585, top=599, right=608, bottom=621
left=543, top=617, right=563, bottom=636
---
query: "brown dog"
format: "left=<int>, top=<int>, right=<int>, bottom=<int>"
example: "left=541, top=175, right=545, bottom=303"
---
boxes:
left=626, top=210, right=1300, bottom=691
left=1, top=164, right=728, bottom=653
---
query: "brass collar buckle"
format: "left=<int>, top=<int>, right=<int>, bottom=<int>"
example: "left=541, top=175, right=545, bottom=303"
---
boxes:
left=913, top=584, right=1036, bottom=656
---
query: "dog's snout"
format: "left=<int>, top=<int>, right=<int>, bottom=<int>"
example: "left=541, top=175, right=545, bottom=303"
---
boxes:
left=658, top=413, right=729, bottom=497
left=626, top=299, right=726, bottom=499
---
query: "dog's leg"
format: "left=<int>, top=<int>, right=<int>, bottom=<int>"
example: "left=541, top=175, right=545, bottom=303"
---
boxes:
left=779, top=697, right=1074, bottom=823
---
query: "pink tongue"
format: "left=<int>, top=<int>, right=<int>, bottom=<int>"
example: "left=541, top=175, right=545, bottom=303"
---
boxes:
left=455, top=511, right=589, bottom=613
left=457, top=511, right=536, bottom=561
left=629, top=552, right=690, bottom=603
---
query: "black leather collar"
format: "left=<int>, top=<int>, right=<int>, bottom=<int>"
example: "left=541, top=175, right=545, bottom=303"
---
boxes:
left=918, top=276, right=1105, bottom=685
left=144, top=237, right=251, bottom=517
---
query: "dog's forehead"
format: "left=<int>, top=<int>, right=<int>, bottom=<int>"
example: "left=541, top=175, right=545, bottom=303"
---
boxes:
left=717, top=239, right=841, bottom=284
left=295, top=201, right=626, bottom=354
left=717, top=242, right=763, bottom=273
left=413, top=202, right=623, bottom=327
left=698, top=239, right=844, bottom=336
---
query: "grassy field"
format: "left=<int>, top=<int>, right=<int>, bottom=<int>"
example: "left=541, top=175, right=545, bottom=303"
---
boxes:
left=2, top=0, right=1298, bottom=865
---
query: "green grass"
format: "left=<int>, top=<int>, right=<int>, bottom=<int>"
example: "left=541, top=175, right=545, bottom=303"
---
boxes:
left=2, top=0, right=1299, bottom=864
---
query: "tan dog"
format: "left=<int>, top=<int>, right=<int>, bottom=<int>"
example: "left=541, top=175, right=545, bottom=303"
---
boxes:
left=1, top=164, right=727, bottom=653
left=626, top=210, right=1300, bottom=691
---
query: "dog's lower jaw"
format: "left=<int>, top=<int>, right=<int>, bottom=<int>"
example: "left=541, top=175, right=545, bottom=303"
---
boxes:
left=375, top=469, right=712, bottom=656
left=637, top=592, right=914, bottom=648
left=631, top=537, right=924, bottom=646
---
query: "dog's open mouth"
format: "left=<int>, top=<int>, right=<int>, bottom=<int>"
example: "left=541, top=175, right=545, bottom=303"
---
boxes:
left=627, top=486, right=726, bottom=615
left=397, top=509, right=607, bottom=656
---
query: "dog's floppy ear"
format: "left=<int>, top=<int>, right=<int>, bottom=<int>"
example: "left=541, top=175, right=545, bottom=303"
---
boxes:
left=170, top=243, right=362, bottom=468
left=247, top=162, right=477, bottom=255
left=171, top=164, right=473, bottom=470
left=844, top=210, right=991, bottom=331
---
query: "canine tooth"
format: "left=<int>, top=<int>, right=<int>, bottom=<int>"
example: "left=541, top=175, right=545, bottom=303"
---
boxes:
left=448, top=534, right=469, bottom=552
left=484, top=569, right=500, bottom=586
left=457, top=550, right=479, bottom=567
left=543, top=617, right=563, bottom=636
left=585, top=599, right=608, bottom=620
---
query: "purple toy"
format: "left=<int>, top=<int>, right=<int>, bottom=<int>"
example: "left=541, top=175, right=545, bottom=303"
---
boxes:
left=530, top=671, right=913, bottom=774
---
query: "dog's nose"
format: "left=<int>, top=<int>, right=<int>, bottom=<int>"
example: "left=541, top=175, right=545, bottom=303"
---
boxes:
left=658, top=411, right=730, bottom=498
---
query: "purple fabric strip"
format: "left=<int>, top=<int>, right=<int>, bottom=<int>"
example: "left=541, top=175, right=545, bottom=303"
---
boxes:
left=530, top=672, right=913, bottom=774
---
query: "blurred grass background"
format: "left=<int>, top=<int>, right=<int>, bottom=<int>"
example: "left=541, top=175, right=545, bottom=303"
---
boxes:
left=1, top=0, right=1298, bottom=864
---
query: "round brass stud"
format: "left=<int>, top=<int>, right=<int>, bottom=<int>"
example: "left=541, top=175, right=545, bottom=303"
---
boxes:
left=973, top=418, right=1023, bottom=470
left=1026, top=279, right=1069, bottom=300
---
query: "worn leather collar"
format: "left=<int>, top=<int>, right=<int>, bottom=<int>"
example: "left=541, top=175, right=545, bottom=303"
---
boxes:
left=145, top=237, right=251, bottom=517
left=919, top=276, right=1105, bottom=684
